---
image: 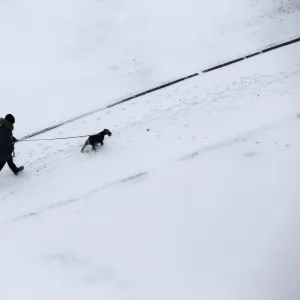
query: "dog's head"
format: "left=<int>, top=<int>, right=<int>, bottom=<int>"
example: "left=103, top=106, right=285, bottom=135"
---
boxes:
left=103, top=129, right=112, bottom=136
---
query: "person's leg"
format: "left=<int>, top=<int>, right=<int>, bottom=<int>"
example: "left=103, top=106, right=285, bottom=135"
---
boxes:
left=0, top=161, right=6, bottom=172
left=7, top=156, right=19, bottom=174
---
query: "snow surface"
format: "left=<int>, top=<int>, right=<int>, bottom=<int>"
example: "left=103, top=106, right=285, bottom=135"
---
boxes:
left=1, top=0, right=300, bottom=135
left=0, top=0, right=300, bottom=299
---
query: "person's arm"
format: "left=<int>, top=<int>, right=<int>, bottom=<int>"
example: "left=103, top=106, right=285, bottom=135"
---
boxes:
left=12, top=136, right=18, bottom=143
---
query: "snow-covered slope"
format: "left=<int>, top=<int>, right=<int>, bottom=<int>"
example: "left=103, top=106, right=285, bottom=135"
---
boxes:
left=1, top=42, right=300, bottom=300
left=0, top=0, right=299, bottom=135
left=0, top=1, right=300, bottom=299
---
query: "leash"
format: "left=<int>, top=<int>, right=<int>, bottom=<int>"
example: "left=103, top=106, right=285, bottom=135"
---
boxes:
left=18, top=134, right=90, bottom=142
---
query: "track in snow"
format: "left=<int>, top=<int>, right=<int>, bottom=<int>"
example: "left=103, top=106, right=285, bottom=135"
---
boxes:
left=22, top=36, right=300, bottom=140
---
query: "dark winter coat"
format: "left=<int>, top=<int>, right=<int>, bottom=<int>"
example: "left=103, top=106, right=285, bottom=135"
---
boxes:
left=0, top=118, right=15, bottom=162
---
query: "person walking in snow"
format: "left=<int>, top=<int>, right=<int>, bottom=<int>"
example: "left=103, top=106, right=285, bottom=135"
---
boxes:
left=0, top=114, right=24, bottom=175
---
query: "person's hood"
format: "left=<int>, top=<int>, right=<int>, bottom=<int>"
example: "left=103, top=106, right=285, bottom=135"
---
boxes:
left=0, top=118, right=14, bottom=131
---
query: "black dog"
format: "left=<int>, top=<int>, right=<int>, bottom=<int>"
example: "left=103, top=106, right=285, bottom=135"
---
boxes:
left=81, top=129, right=112, bottom=153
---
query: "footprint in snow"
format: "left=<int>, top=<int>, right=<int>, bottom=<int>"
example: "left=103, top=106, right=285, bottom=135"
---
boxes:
left=244, top=152, right=256, bottom=158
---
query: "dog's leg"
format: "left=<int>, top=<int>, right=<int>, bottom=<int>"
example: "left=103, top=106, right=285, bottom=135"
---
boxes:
left=92, top=144, right=98, bottom=151
left=81, top=141, right=89, bottom=153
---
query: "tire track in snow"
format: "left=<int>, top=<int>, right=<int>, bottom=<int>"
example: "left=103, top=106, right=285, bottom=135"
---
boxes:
left=6, top=113, right=300, bottom=224
left=178, top=114, right=299, bottom=161
left=6, top=172, right=148, bottom=224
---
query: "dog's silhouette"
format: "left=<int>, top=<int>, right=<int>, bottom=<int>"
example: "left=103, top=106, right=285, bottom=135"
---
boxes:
left=81, top=129, right=112, bottom=153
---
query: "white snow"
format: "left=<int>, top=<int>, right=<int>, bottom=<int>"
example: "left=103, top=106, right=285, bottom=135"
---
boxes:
left=0, top=0, right=300, bottom=299
left=1, top=0, right=299, bottom=135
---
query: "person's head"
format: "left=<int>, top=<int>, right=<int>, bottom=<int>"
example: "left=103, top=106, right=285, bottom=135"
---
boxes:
left=5, top=114, right=15, bottom=125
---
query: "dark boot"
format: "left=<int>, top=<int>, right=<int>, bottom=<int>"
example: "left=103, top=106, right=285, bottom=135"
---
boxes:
left=14, top=166, right=24, bottom=175
left=7, top=157, right=23, bottom=175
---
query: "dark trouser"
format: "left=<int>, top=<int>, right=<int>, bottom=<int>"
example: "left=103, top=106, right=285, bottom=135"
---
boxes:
left=0, top=156, right=18, bottom=174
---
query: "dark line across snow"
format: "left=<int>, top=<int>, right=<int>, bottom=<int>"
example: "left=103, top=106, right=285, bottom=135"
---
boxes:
left=21, top=37, right=300, bottom=140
